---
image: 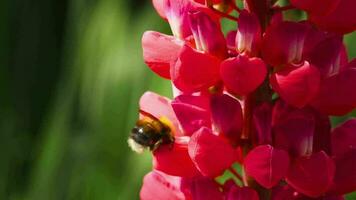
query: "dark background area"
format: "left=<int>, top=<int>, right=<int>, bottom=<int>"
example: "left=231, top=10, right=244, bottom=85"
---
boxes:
left=0, top=0, right=355, bottom=199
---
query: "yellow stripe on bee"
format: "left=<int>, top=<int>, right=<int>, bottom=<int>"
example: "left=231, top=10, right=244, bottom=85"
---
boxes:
left=158, top=116, right=175, bottom=135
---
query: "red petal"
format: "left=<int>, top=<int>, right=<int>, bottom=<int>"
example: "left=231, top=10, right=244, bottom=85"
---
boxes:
left=210, top=94, right=243, bottom=145
left=262, top=21, right=310, bottom=67
left=220, top=55, right=267, bottom=96
left=310, top=60, right=356, bottom=115
left=172, top=95, right=211, bottom=136
left=310, top=0, right=356, bottom=34
left=286, top=151, right=335, bottom=198
left=183, top=177, right=224, bottom=200
left=253, top=103, right=273, bottom=145
left=236, top=10, right=261, bottom=57
left=142, top=31, right=183, bottom=79
left=328, top=149, right=356, bottom=195
left=244, top=145, right=290, bottom=189
left=226, top=30, right=237, bottom=50
left=164, top=0, right=196, bottom=38
left=271, top=185, right=296, bottom=200
left=152, top=0, right=167, bottom=19
left=188, top=127, right=236, bottom=177
left=140, top=170, right=188, bottom=200
left=153, top=136, right=200, bottom=177
left=171, top=45, right=220, bottom=93
left=270, top=61, right=320, bottom=108
left=290, top=0, right=341, bottom=16
left=189, top=11, right=227, bottom=58
left=273, top=102, right=315, bottom=157
left=304, top=35, right=343, bottom=78
left=226, top=186, right=259, bottom=200
left=139, top=91, right=182, bottom=136
left=331, top=119, right=356, bottom=157
left=312, top=110, right=332, bottom=155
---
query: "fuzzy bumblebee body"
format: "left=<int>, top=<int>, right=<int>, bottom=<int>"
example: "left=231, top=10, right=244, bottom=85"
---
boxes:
left=128, top=112, right=174, bottom=153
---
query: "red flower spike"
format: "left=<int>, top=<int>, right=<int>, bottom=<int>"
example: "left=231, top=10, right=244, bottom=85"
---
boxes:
left=220, top=55, right=267, bottom=96
left=331, top=119, right=356, bottom=157
left=244, top=145, right=290, bottom=189
left=171, top=44, right=220, bottom=93
left=184, top=176, right=224, bottom=200
left=171, top=95, right=211, bottom=136
left=142, top=31, right=183, bottom=79
left=328, top=149, right=356, bottom=195
left=236, top=10, right=261, bottom=57
left=262, top=22, right=310, bottom=67
left=153, top=136, right=201, bottom=178
left=226, top=185, right=260, bottom=200
left=140, top=170, right=188, bottom=200
left=188, top=127, right=236, bottom=177
left=309, top=0, right=356, bottom=34
left=253, top=103, right=273, bottom=145
left=290, top=0, right=341, bottom=16
left=210, top=94, right=243, bottom=145
left=270, top=61, right=321, bottom=108
left=188, top=11, right=227, bottom=59
left=286, top=151, right=335, bottom=198
left=139, top=91, right=182, bottom=136
left=310, top=60, right=356, bottom=115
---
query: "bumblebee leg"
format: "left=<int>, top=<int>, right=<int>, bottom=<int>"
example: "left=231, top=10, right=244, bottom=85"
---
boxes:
left=151, top=140, right=163, bottom=151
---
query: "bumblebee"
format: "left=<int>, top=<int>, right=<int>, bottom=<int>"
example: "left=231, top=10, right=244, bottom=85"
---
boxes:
left=128, top=110, right=174, bottom=153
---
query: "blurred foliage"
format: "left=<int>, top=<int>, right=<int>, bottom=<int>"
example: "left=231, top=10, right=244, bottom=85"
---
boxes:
left=0, top=0, right=355, bottom=200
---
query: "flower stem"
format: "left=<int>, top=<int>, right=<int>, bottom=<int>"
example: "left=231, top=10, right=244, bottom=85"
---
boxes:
left=228, top=167, right=244, bottom=184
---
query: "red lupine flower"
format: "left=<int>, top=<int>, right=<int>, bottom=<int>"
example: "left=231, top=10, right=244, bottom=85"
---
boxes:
left=131, top=0, right=356, bottom=199
left=220, top=54, right=267, bottom=96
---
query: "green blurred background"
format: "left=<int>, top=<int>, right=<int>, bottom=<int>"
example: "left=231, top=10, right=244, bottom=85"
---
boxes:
left=0, top=0, right=355, bottom=200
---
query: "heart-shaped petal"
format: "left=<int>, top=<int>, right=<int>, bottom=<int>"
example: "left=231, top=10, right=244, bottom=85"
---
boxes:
left=220, top=55, right=267, bottom=96
left=270, top=61, right=320, bottom=108
left=188, top=127, right=236, bottom=177
left=244, top=145, right=290, bottom=189
left=286, top=151, right=335, bottom=198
